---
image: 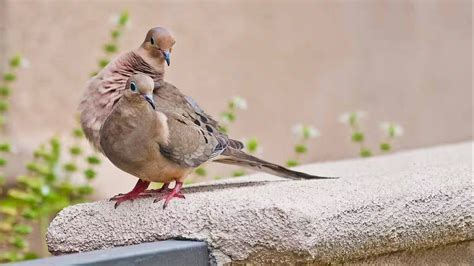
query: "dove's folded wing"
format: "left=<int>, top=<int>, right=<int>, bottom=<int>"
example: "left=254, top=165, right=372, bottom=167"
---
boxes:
left=154, top=81, right=242, bottom=168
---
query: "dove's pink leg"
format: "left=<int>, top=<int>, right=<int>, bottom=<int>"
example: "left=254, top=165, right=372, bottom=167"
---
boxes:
left=154, top=181, right=185, bottom=209
left=110, top=179, right=150, bottom=208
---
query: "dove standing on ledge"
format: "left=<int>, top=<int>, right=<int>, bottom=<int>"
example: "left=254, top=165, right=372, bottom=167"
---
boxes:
left=80, top=27, right=335, bottom=209
left=101, top=75, right=335, bottom=209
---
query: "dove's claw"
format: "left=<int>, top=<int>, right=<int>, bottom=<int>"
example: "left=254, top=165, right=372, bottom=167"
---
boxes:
left=153, top=181, right=185, bottom=209
left=110, top=179, right=150, bottom=208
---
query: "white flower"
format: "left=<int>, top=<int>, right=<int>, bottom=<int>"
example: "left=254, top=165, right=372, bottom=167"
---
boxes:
left=380, top=122, right=404, bottom=137
left=109, top=14, right=120, bottom=24
left=109, top=14, right=131, bottom=28
left=20, top=58, right=30, bottom=69
left=338, top=111, right=367, bottom=124
left=291, top=124, right=320, bottom=139
left=231, top=96, right=247, bottom=110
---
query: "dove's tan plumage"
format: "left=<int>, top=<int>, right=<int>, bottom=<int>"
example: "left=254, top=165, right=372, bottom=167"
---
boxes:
left=100, top=75, right=191, bottom=184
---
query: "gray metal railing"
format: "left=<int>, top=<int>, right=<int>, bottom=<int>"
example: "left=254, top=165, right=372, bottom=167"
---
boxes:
left=8, top=240, right=209, bottom=266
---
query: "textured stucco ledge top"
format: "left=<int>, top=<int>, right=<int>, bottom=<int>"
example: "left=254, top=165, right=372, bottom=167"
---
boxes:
left=47, top=142, right=473, bottom=265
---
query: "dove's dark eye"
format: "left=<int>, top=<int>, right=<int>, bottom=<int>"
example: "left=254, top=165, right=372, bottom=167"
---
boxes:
left=130, top=82, right=137, bottom=92
left=150, top=37, right=155, bottom=45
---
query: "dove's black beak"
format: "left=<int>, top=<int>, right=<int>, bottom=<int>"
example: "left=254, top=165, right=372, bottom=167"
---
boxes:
left=144, top=94, right=156, bottom=110
left=163, top=51, right=170, bottom=66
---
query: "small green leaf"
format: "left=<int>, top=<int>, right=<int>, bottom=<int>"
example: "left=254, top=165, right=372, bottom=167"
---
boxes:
left=72, top=128, right=84, bottom=138
left=0, top=250, right=20, bottom=262
left=286, top=160, right=299, bottom=167
left=24, top=252, right=39, bottom=260
left=349, top=112, right=357, bottom=126
left=17, top=175, right=42, bottom=190
left=118, top=11, right=129, bottom=26
left=388, top=125, right=396, bottom=138
left=11, top=236, right=27, bottom=249
left=220, top=111, right=235, bottom=122
left=3, top=73, right=16, bottom=81
left=22, top=209, right=39, bottom=220
left=99, top=58, right=110, bottom=68
left=13, top=224, right=32, bottom=235
left=0, top=206, right=17, bottom=216
left=25, top=162, right=40, bottom=172
left=84, top=168, right=97, bottom=180
left=184, top=179, right=194, bottom=185
left=63, top=162, right=78, bottom=172
left=294, top=144, right=307, bottom=154
left=69, top=146, right=82, bottom=156
left=104, top=43, right=118, bottom=53
left=0, top=143, right=11, bottom=152
left=380, top=142, right=391, bottom=151
left=0, top=100, right=9, bottom=112
left=9, top=55, right=22, bottom=68
left=90, top=71, right=99, bottom=77
left=194, top=167, right=207, bottom=176
left=213, top=176, right=222, bottom=180
left=351, top=132, right=365, bottom=142
left=218, top=126, right=228, bottom=133
left=0, top=86, right=11, bottom=96
left=86, top=155, right=101, bottom=165
left=0, top=157, right=7, bottom=166
left=232, top=170, right=246, bottom=177
left=111, top=30, right=121, bottom=39
left=246, top=138, right=259, bottom=153
left=360, top=149, right=372, bottom=157
left=77, top=185, right=94, bottom=195
left=8, top=189, right=38, bottom=204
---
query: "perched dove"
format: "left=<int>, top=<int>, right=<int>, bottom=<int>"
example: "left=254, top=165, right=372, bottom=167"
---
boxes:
left=100, top=74, right=335, bottom=209
left=79, top=27, right=175, bottom=152
left=80, top=27, right=335, bottom=208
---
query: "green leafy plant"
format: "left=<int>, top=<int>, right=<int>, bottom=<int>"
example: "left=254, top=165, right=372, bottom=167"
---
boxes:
left=0, top=128, right=100, bottom=262
left=0, top=54, right=24, bottom=192
left=0, top=10, right=131, bottom=262
left=287, top=124, right=320, bottom=167
left=90, top=11, right=129, bottom=77
left=378, top=121, right=404, bottom=152
left=339, top=111, right=403, bottom=157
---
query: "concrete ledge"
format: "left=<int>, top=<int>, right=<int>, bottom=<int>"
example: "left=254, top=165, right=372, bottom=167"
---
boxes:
left=47, top=142, right=473, bottom=264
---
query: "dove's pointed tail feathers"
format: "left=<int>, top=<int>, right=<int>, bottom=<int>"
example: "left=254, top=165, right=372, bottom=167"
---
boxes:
left=213, top=148, right=336, bottom=180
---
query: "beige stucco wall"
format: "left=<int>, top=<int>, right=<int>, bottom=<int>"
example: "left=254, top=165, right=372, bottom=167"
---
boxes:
left=1, top=0, right=472, bottom=195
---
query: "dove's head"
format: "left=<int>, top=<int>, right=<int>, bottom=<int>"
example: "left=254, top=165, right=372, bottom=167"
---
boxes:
left=141, top=27, right=175, bottom=66
left=124, top=74, right=156, bottom=110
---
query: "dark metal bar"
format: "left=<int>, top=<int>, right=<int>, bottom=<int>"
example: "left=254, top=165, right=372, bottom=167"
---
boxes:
left=8, top=240, right=209, bottom=266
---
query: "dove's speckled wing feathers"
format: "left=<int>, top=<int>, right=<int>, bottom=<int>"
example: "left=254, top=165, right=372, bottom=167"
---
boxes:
left=154, top=82, right=239, bottom=167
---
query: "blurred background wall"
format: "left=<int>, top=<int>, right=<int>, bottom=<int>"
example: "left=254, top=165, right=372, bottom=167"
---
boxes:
left=0, top=0, right=472, bottom=196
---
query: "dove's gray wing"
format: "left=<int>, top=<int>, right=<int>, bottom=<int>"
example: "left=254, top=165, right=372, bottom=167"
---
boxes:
left=154, top=82, right=242, bottom=168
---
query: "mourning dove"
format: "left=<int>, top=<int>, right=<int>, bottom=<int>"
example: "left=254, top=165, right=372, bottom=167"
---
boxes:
left=79, top=27, right=175, bottom=152
left=101, top=74, right=336, bottom=209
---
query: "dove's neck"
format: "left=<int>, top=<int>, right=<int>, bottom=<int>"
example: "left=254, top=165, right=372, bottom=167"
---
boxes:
left=134, top=47, right=165, bottom=76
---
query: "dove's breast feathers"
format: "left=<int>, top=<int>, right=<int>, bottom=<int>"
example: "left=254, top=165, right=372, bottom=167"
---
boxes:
left=79, top=52, right=163, bottom=151
left=99, top=97, right=186, bottom=182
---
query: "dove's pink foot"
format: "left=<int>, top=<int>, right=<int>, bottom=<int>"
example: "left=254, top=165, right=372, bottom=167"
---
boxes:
left=154, top=181, right=185, bottom=209
left=110, top=179, right=150, bottom=208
